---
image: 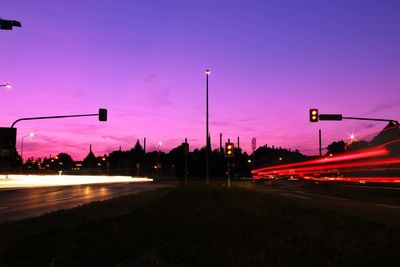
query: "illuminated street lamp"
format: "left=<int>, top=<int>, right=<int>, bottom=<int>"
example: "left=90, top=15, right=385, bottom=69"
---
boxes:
left=205, top=69, right=211, bottom=184
left=0, top=83, right=12, bottom=89
left=349, top=134, right=357, bottom=142
left=21, top=132, right=34, bottom=161
left=0, top=19, right=22, bottom=30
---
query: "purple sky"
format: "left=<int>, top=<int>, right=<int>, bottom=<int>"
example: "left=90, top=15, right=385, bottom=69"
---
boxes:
left=1, top=0, right=400, bottom=160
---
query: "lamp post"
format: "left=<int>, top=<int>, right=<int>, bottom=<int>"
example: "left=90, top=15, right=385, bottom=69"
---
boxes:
left=205, top=69, right=210, bottom=184
left=21, top=132, right=34, bottom=162
left=0, top=83, right=12, bottom=89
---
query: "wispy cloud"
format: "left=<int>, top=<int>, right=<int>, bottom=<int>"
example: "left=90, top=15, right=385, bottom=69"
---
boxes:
left=363, top=99, right=400, bottom=116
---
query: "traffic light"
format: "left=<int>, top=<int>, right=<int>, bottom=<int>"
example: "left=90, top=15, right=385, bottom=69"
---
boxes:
left=225, top=142, right=234, bottom=158
left=309, top=109, right=318, bottom=122
left=99, top=108, right=107, bottom=121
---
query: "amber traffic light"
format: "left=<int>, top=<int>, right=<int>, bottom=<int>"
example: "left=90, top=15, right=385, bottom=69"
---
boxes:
left=309, top=109, right=318, bottom=122
left=225, top=142, right=234, bottom=158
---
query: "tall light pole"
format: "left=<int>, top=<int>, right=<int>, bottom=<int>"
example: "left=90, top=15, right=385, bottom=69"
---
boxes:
left=21, top=132, right=34, bottom=162
left=205, top=69, right=210, bottom=184
left=0, top=83, right=12, bottom=89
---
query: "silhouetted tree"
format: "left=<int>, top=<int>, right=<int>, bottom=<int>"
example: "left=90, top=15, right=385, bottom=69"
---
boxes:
left=131, top=140, right=145, bottom=161
left=57, top=153, right=74, bottom=170
left=326, top=140, right=346, bottom=155
left=130, top=140, right=145, bottom=175
left=252, top=145, right=308, bottom=169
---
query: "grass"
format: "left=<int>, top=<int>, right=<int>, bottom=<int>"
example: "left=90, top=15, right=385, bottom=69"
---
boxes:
left=0, top=184, right=399, bottom=266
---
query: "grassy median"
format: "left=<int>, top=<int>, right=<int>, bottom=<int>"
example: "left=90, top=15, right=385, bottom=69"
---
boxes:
left=0, top=184, right=399, bottom=266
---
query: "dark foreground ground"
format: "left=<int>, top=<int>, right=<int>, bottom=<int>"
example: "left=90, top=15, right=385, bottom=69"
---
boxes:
left=1, top=183, right=400, bottom=266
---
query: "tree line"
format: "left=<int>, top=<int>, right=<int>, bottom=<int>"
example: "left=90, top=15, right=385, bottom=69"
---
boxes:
left=4, top=140, right=311, bottom=180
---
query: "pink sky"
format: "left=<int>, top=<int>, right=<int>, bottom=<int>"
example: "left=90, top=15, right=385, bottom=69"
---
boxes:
left=1, top=0, right=399, bottom=160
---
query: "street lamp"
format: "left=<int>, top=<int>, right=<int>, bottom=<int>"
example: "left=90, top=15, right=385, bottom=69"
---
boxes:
left=349, top=134, right=357, bottom=142
left=205, top=69, right=210, bottom=184
left=21, top=132, right=34, bottom=162
left=0, top=19, right=22, bottom=30
left=0, top=83, right=12, bottom=89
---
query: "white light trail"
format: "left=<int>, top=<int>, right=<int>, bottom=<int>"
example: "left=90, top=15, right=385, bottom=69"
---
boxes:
left=0, top=175, right=153, bottom=189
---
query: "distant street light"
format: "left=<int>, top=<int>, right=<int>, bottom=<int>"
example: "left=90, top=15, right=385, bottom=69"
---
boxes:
left=0, top=83, right=12, bottom=89
left=21, top=132, right=35, bottom=162
left=205, top=69, right=210, bottom=184
left=0, top=19, right=22, bottom=30
left=349, top=134, right=357, bottom=142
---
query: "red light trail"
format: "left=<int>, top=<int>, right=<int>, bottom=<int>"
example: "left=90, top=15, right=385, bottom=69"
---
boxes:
left=252, top=143, right=400, bottom=184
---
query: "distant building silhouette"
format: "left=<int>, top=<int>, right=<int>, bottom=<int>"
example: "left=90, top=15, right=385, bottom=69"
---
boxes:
left=83, top=144, right=97, bottom=169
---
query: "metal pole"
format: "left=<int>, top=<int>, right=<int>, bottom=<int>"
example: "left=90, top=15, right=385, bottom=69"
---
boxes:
left=228, top=158, right=231, bottom=188
left=319, top=129, right=322, bottom=157
left=20, top=134, right=31, bottom=162
left=11, top=113, right=99, bottom=128
left=157, top=144, right=160, bottom=180
left=184, top=138, right=188, bottom=187
left=342, top=116, right=398, bottom=123
left=21, top=136, right=25, bottom=162
left=206, top=70, right=210, bottom=184
left=220, top=133, right=222, bottom=153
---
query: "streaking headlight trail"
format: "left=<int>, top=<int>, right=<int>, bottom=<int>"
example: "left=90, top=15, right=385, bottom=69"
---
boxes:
left=0, top=175, right=153, bottom=189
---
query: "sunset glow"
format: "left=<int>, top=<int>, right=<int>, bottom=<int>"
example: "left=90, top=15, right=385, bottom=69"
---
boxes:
left=1, top=1, right=399, bottom=160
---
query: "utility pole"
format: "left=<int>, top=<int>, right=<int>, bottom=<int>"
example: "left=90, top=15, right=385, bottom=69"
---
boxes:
left=183, top=138, right=189, bottom=187
left=220, top=133, right=222, bottom=153
left=143, top=137, right=146, bottom=177
left=251, top=137, right=256, bottom=168
left=319, top=129, right=322, bottom=157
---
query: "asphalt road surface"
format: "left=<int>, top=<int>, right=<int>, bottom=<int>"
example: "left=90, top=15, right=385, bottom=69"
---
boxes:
left=250, top=180, right=400, bottom=227
left=0, top=182, right=172, bottom=223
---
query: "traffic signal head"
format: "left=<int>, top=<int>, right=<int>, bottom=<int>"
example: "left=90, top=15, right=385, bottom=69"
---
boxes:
left=225, top=142, right=234, bottom=157
left=309, top=109, right=318, bottom=122
left=99, top=108, right=107, bottom=122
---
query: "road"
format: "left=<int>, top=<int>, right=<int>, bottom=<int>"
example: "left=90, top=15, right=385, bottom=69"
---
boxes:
left=0, top=182, right=172, bottom=223
left=249, top=180, right=400, bottom=227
